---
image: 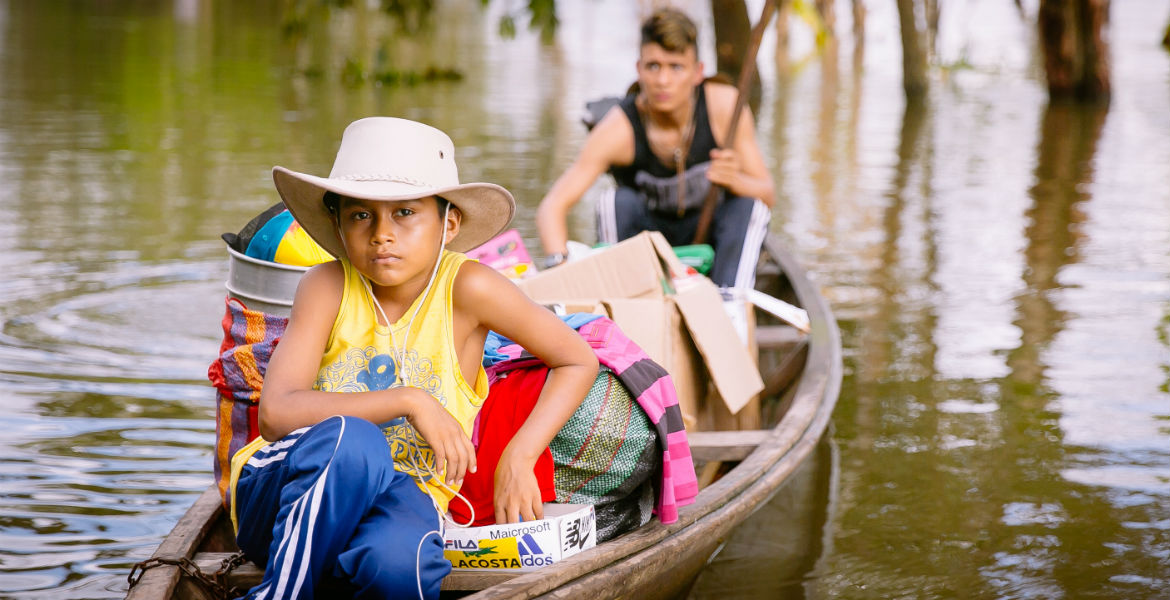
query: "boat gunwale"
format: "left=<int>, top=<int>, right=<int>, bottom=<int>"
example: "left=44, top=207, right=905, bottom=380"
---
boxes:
left=127, top=487, right=228, bottom=599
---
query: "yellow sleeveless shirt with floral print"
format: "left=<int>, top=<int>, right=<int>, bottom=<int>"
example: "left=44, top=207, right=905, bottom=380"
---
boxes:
left=231, top=250, right=487, bottom=516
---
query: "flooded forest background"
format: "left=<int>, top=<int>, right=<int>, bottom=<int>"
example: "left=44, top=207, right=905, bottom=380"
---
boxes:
left=0, top=0, right=1167, bottom=598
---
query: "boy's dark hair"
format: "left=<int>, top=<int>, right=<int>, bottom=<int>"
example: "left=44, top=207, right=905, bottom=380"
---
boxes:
left=323, top=191, right=341, bottom=216
left=640, top=8, right=698, bottom=54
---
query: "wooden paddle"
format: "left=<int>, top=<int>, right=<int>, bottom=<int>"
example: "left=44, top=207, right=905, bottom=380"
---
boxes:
left=692, top=0, right=779, bottom=244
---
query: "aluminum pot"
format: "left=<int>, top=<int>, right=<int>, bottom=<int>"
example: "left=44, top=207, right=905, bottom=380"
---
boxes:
left=224, top=246, right=309, bottom=317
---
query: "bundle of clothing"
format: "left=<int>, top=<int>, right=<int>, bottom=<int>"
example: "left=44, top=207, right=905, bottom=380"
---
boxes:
left=452, top=316, right=697, bottom=540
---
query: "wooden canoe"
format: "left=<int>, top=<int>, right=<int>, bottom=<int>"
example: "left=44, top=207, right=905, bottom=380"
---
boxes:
left=126, top=233, right=841, bottom=600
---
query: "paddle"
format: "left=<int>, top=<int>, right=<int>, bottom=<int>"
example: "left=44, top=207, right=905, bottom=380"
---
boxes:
left=692, top=0, right=779, bottom=245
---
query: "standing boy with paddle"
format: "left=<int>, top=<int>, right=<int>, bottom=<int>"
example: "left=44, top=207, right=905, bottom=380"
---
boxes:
left=535, top=7, right=774, bottom=289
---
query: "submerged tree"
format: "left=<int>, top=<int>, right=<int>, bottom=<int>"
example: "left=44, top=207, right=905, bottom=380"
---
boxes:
left=896, top=0, right=929, bottom=98
left=712, top=0, right=763, bottom=111
left=1038, top=0, right=1111, bottom=102
left=281, top=0, right=465, bottom=86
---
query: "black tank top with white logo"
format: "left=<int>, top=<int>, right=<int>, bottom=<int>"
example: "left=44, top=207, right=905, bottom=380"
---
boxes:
left=611, top=83, right=718, bottom=189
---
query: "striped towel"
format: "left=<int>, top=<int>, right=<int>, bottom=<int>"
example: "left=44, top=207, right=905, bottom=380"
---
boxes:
left=207, top=297, right=287, bottom=507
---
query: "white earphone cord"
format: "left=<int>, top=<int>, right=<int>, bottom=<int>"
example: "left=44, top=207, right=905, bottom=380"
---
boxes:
left=348, top=203, right=476, bottom=600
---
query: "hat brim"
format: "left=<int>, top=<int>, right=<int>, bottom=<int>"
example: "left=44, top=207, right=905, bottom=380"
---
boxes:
left=273, top=166, right=516, bottom=257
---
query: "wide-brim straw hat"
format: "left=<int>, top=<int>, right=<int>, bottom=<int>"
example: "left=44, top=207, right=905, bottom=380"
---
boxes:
left=273, top=117, right=515, bottom=257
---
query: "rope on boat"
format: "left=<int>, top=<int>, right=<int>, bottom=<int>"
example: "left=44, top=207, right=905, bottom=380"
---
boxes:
left=128, top=551, right=248, bottom=599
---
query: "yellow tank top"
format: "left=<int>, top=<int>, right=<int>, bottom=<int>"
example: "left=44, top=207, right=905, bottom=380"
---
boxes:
left=317, top=250, right=488, bottom=512
left=229, top=250, right=487, bottom=524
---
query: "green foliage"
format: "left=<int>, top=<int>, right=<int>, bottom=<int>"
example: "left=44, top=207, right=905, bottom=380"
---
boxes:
left=339, top=58, right=463, bottom=88
left=373, top=66, right=463, bottom=86
left=938, top=48, right=975, bottom=72
left=279, top=0, right=559, bottom=87
left=499, top=14, right=517, bottom=39
left=341, top=57, right=367, bottom=86
left=280, top=0, right=317, bottom=40
left=281, top=0, right=464, bottom=87
left=280, top=0, right=436, bottom=40
left=379, top=0, right=436, bottom=35
left=526, top=0, right=559, bottom=44
left=496, top=0, right=559, bottom=45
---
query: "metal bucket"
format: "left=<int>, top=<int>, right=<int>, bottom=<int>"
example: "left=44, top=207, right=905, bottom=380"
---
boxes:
left=225, top=246, right=310, bottom=317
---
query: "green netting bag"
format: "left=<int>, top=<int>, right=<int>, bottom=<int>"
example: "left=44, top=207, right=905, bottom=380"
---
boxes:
left=551, top=366, right=658, bottom=542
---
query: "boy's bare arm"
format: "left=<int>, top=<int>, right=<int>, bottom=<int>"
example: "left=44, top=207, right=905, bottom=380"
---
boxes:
left=258, top=263, right=476, bottom=484
left=536, top=107, right=635, bottom=255
left=455, top=263, right=600, bottom=523
left=705, top=84, right=775, bottom=207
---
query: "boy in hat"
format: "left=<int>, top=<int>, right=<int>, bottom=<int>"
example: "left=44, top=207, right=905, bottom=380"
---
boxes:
left=227, top=117, right=599, bottom=599
left=536, top=7, right=774, bottom=289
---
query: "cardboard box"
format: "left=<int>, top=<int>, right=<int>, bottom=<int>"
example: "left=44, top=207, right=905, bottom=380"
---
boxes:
left=444, top=504, right=596, bottom=571
left=517, top=232, right=764, bottom=422
left=519, top=233, right=667, bottom=301
left=532, top=296, right=707, bottom=428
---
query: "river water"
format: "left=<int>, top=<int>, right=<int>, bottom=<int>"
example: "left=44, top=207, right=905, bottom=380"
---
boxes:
left=0, top=1, right=1166, bottom=598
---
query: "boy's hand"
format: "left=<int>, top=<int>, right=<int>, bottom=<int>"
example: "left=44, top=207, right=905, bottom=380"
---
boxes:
left=405, top=388, right=477, bottom=487
left=494, top=451, right=544, bottom=524
left=707, top=148, right=742, bottom=191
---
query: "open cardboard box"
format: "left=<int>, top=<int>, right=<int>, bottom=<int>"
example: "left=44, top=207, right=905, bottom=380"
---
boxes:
left=517, top=232, right=764, bottom=426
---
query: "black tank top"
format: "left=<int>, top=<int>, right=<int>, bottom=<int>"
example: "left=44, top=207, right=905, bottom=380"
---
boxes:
left=611, top=84, right=718, bottom=189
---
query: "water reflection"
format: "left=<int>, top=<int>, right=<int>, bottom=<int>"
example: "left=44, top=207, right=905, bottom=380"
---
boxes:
left=688, top=437, right=837, bottom=599
left=0, top=415, right=210, bottom=598
left=0, top=0, right=1167, bottom=598
left=1011, top=101, right=1106, bottom=386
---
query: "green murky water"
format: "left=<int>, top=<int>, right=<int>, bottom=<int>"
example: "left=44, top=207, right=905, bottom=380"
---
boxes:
left=0, top=1, right=1166, bottom=597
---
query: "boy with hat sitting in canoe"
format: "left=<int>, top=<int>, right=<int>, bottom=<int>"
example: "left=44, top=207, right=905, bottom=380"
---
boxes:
left=227, top=117, right=599, bottom=599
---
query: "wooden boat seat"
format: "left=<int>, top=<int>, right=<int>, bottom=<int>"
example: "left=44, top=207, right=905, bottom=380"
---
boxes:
left=755, top=325, right=805, bottom=350
left=687, top=429, right=769, bottom=462
left=757, top=327, right=809, bottom=399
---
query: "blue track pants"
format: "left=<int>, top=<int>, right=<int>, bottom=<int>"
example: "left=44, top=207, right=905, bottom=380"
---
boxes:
left=234, top=416, right=450, bottom=599
left=596, top=185, right=771, bottom=289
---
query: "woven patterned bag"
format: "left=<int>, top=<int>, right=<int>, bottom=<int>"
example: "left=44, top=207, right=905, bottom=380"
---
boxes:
left=551, top=366, right=659, bottom=542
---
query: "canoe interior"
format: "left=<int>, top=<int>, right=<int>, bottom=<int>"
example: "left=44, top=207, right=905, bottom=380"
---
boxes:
left=126, top=233, right=839, bottom=600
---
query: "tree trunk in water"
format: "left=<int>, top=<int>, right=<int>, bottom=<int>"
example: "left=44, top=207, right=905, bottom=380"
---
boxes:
left=925, top=0, right=940, bottom=60
left=852, top=0, right=866, bottom=48
left=816, top=0, right=835, bottom=40
left=1012, top=100, right=1106, bottom=381
left=774, top=0, right=792, bottom=69
left=896, top=0, right=928, bottom=98
left=711, top=0, right=762, bottom=113
left=1038, top=0, right=1111, bottom=102
left=852, top=0, right=866, bottom=73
